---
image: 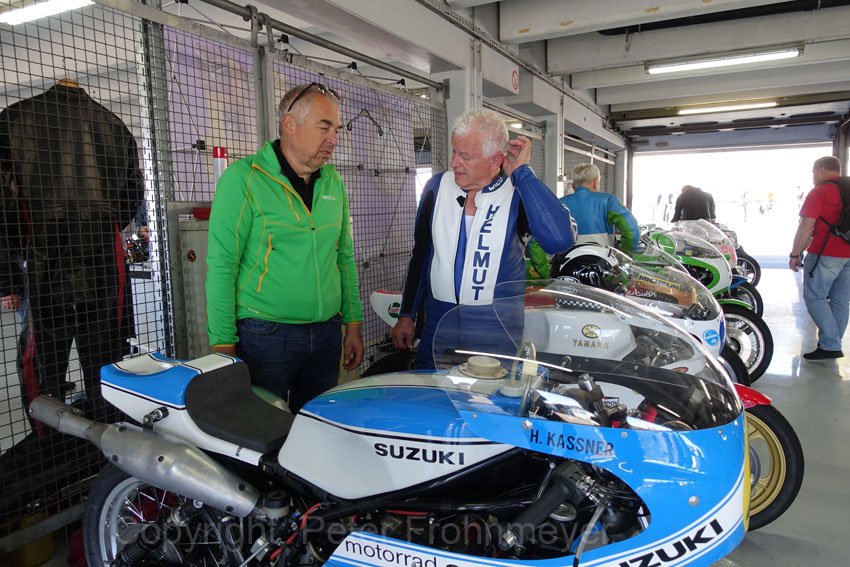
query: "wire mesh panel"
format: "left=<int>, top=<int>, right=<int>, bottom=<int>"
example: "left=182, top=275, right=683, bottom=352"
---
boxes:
left=0, top=3, right=172, bottom=543
left=163, top=28, right=257, bottom=202
left=270, top=59, right=447, bottom=376
left=0, top=0, right=447, bottom=550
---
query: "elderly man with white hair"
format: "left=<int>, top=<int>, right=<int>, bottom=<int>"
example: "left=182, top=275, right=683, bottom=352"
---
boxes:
left=561, top=163, right=639, bottom=253
left=392, top=108, right=577, bottom=368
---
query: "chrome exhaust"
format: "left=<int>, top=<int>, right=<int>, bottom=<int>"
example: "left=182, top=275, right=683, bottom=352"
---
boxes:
left=29, top=395, right=260, bottom=518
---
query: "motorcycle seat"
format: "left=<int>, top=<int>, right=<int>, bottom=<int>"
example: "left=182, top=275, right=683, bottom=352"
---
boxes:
left=184, top=362, right=294, bottom=455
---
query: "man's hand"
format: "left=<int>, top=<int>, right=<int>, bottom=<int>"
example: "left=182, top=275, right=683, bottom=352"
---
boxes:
left=343, top=323, right=364, bottom=371
left=1, top=294, right=21, bottom=311
left=211, top=345, right=237, bottom=356
left=501, top=135, right=531, bottom=177
left=789, top=256, right=804, bottom=272
left=392, top=317, right=415, bottom=350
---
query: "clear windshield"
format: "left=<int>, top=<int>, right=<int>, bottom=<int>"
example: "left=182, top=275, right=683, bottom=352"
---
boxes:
left=431, top=281, right=741, bottom=431
left=633, top=241, right=688, bottom=273
left=676, top=220, right=738, bottom=263
left=607, top=248, right=721, bottom=321
left=645, top=228, right=725, bottom=260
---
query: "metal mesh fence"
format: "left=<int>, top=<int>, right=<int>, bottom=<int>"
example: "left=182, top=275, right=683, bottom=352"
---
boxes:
left=0, top=3, right=165, bottom=543
left=0, top=1, right=446, bottom=550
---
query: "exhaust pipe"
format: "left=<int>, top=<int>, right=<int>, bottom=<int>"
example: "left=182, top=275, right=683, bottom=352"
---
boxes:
left=29, top=395, right=260, bottom=518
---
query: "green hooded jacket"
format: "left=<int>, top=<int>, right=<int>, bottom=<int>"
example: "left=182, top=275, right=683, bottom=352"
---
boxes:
left=206, top=141, right=362, bottom=346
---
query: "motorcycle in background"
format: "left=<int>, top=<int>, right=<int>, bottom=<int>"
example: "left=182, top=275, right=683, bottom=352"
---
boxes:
left=642, top=228, right=774, bottom=381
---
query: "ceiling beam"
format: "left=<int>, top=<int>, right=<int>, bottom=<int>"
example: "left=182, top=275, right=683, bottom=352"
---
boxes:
left=547, top=5, right=850, bottom=74
left=500, top=0, right=782, bottom=44
left=571, top=39, right=850, bottom=89
left=609, top=82, right=850, bottom=112
left=596, top=60, right=850, bottom=105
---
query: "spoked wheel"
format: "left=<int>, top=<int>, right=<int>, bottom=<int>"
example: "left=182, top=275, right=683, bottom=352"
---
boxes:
left=746, top=405, right=804, bottom=530
left=723, top=304, right=773, bottom=382
left=725, top=281, right=764, bottom=316
left=736, top=250, right=762, bottom=286
left=719, top=344, right=751, bottom=386
left=84, top=464, right=243, bottom=566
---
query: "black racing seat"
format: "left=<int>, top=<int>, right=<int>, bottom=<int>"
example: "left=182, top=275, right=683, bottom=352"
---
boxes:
left=184, top=361, right=293, bottom=455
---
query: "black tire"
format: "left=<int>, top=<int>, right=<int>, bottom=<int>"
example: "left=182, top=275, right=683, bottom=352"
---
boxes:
left=736, top=249, right=762, bottom=287
left=723, top=304, right=773, bottom=382
left=726, top=281, right=764, bottom=317
left=719, top=344, right=751, bottom=386
left=361, top=349, right=417, bottom=377
left=84, top=464, right=242, bottom=566
left=746, top=404, right=805, bottom=531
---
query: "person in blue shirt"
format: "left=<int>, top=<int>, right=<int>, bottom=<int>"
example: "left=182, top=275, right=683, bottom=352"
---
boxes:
left=561, top=163, right=639, bottom=253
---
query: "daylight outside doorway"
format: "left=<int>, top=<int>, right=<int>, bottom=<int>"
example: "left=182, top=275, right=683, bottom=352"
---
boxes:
left=631, top=144, right=833, bottom=266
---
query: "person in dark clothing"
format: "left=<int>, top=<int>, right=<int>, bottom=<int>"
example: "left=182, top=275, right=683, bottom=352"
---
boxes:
left=0, top=79, right=144, bottom=421
left=671, top=184, right=715, bottom=222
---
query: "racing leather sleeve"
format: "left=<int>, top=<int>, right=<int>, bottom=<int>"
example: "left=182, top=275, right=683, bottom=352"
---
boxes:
left=0, top=108, right=27, bottom=299
left=399, top=174, right=439, bottom=320
left=512, top=164, right=576, bottom=254
left=336, top=188, right=363, bottom=324
left=605, top=195, right=640, bottom=252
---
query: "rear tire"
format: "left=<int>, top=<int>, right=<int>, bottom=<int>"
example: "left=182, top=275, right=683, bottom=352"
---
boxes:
left=84, top=464, right=242, bottom=566
left=746, top=405, right=804, bottom=531
left=723, top=304, right=773, bottom=382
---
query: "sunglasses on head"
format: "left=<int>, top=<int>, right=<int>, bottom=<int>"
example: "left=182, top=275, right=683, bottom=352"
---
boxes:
left=286, top=82, right=340, bottom=113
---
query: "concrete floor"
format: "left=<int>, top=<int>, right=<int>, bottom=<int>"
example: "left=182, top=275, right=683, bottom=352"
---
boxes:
left=23, top=268, right=850, bottom=566
left=713, top=267, right=850, bottom=567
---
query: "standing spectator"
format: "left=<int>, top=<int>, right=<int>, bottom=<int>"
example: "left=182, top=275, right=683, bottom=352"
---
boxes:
left=206, top=82, right=363, bottom=414
left=671, top=184, right=715, bottom=222
left=391, top=108, right=576, bottom=368
left=561, top=163, right=639, bottom=252
left=789, top=156, right=850, bottom=360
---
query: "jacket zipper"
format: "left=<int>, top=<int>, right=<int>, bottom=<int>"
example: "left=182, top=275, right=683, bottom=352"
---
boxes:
left=257, top=233, right=273, bottom=292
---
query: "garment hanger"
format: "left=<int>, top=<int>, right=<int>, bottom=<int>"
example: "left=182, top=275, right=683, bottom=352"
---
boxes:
left=57, top=77, right=79, bottom=88
left=346, top=108, right=384, bottom=137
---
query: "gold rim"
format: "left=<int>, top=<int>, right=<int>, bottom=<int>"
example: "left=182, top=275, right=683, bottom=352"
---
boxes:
left=747, top=412, right=786, bottom=515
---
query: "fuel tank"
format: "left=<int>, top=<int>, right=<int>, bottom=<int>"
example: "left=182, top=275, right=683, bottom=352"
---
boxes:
left=277, top=373, right=513, bottom=499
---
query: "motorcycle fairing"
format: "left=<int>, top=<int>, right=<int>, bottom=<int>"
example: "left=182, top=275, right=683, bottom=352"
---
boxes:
left=279, top=375, right=514, bottom=499
left=325, top=458, right=745, bottom=567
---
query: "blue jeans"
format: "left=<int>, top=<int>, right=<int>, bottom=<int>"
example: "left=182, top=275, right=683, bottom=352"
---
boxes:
left=804, top=254, right=850, bottom=351
left=236, top=315, right=342, bottom=414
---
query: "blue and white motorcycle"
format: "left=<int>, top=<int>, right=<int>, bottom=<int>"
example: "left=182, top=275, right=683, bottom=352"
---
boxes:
left=29, top=284, right=752, bottom=567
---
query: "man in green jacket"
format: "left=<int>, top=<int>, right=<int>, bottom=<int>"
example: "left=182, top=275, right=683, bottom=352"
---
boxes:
left=206, top=82, right=363, bottom=413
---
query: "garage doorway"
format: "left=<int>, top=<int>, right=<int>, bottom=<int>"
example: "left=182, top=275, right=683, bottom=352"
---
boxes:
left=632, top=144, right=833, bottom=261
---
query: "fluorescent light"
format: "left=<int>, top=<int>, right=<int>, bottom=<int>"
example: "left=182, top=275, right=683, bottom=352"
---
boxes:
left=677, top=101, right=778, bottom=116
left=0, top=0, right=93, bottom=25
left=509, top=122, right=523, bottom=129
left=647, top=48, right=801, bottom=75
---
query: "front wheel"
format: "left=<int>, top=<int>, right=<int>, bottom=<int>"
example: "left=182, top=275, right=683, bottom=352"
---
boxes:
left=724, top=281, right=764, bottom=316
left=84, top=464, right=244, bottom=566
left=746, top=405, right=804, bottom=530
left=723, top=304, right=773, bottom=382
left=736, top=249, right=762, bottom=286
left=719, top=344, right=751, bottom=386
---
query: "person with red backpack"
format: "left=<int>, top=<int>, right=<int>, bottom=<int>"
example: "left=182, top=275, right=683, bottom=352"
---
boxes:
left=789, top=155, right=850, bottom=360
